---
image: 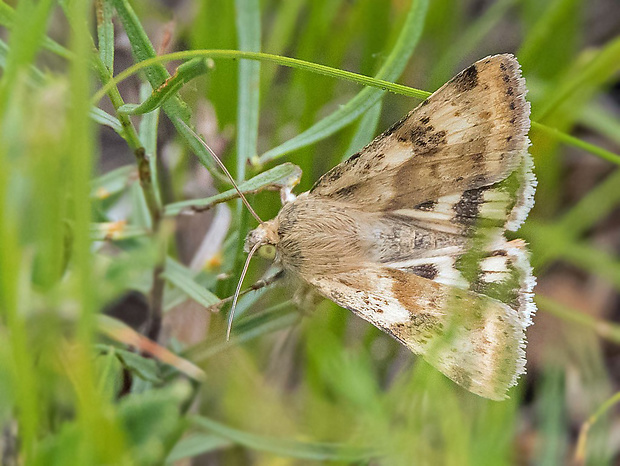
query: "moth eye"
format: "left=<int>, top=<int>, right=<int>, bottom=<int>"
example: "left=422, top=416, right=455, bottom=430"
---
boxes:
left=258, top=244, right=276, bottom=260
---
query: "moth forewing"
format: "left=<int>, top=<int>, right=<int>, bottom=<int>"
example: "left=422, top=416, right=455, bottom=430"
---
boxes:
left=243, top=53, right=536, bottom=400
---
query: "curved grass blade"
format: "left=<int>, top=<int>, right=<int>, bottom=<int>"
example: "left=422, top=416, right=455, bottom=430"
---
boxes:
left=91, top=165, right=135, bottom=198
left=164, top=162, right=301, bottom=216
left=119, top=58, right=212, bottom=115
left=187, top=301, right=298, bottom=363
left=166, top=434, right=231, bottom=463
left=537, top=295, right=620, bottom=345
left=90, top=222, right=148, bottom=241
left=92, top=50, right=429, bottom=105
left=111, top=0, right=224, bottom=181
left=0, top=2, right=73, bottom=60
left=575, top=391, right=620, bottom=465
left=192, top=416, right=377, bottom=461
left=98, top=314, right=207, bottom=381
left=162, top=258, right=220, bottom=308
left=90, top=107, right=123, bottom=134
left=138, top=82, right=162, bottom=207
left=96, top=0, right=115, bottom=72
left=342, top=99, right=383, bottom=161
left=531, top=121, right=620, bottom=167
left=235, top=0, right=261, bottom=173
left=257, top=0, right=429, bottom=164
left=534, top=35, right=620, bottom=121
left=428, top=0, right=516, bottom=87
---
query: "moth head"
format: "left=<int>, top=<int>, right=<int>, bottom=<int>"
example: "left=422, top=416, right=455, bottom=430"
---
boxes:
left=244, top=220, right=280, bottom=258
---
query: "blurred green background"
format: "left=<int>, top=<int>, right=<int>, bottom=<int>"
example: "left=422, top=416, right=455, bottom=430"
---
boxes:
left=1, top=0, right=620, bottom=464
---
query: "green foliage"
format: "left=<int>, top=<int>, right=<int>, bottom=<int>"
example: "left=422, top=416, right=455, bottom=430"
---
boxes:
left=1, top=0, right=620, bottom=464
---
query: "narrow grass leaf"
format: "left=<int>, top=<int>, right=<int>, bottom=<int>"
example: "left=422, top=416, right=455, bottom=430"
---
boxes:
left=166, top=434, right=231, bottom=463
left=534, top=35, right=620, bottom=121
left=537, top=295, right=620, bottom=345
left=187, top=302, right=298, bottom=363
left=164, top=162, right=301, bottom=215
left=575, top=391, right=620, bottom=465
left=193, top=416, right=376, bottom=461
left=558, top=169, right=620, bottom=237
left=91, top=165, right=136, bottom=199
left=90, top=222, right=148, bottom=240
left=96, top=0, right=115, bottom=72
left=90, top=107, right=123, bottom=134
left=579, top=102, right=620, bottom=145
left=0, top=2, right=72, bottom=60
left=98, top=315, right=206, bottom=381
left=429, top=0, right=516, bottom=87
left=162, top=257, right=220, bottom=307
left=258, top=0, right=429, bottom=164
left=235, top=0, right=261, bottom=172
left=531, top=121, right=620, bottom=166
left=115, top=348, right=162, bottom=383
left=111, top=0, right=224, bottom=180
left=138, top=82, right=162, bottom=207
left=342, top=99, right=383, bottom=160
left=119, top=58, right=212, bottom=115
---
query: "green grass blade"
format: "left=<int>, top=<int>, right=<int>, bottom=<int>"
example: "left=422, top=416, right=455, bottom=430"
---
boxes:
left=534, top=35, right=620, bottom=121
left=166, top=434, right=231, bottom=463
left=192, top=415, right=376, bottom=461
left=537, top=296, right=620, bottom=345
left=518, top=0, right=581, bottom=77
left=119, top=58, right=212, bottom=115
left=164, top=162, right=301, bottom=215
left=0, top=1, right=72, bottom=60
left=111, top=0, right=223, bottom=180
left=531, top=121, right=620, bottom=166
left=257, top=0, right=429, bottom=164
left=162, top=258, right=220, bottom=307
left=187, top=302, right=298, bottom=362
left=342, top=99, right=383, bottom=161
left=96, top=0, right=115, bottom=72
left=91, top=165, right=136, bottom=198
left=234, top=0, right=261, bottom=173
left=429, top=0, right=516, bottom=87
left=92, top=50, right=430, bottom=106
left=557, top=169, right=620, bottom=238
left=0, top=0, right=58, bottom=459
left=138, top=82, right=162, bottom=207
left=579, top=102, right=620, bottom=145
left=90, top=107, right=123, bottom=134
left=91, top=222, right=149, bottom=240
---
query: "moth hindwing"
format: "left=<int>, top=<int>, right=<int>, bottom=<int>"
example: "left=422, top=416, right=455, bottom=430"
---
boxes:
left=244, top=53, right=536, bottom=400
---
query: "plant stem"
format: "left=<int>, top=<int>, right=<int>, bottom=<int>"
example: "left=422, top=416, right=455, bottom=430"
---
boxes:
left=92, top=54, right=165, bottom=341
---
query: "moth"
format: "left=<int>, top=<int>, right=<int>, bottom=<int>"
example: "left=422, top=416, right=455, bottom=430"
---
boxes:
left=209, top=54, right=536, bottom=400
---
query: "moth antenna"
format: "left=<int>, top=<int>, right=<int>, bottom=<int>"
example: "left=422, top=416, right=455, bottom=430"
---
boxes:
left=226, top=241, right=262, bottom=340
left=179, top=120, right=264, bottom=224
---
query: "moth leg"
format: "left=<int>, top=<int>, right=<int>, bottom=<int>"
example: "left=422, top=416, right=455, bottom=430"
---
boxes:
left=207, top=269, right=284, bottom=312
left=251, top=268, right=285, bottom=292
left=292, top=282, right=323, bottom=314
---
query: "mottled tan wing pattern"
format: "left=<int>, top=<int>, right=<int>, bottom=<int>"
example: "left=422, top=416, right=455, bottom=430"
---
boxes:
left=311, top=54, right=532, bottom=218
left=247, top=54, right=536, bottom=400
left=306, top=266, right=525, bottom=400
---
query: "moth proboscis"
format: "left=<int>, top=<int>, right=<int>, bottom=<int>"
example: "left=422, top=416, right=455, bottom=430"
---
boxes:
left=196, top=54, right=537, bottom=401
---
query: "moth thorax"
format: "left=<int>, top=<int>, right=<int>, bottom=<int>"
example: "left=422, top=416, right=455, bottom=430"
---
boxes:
left=244, top=220, right=279, bottom=253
